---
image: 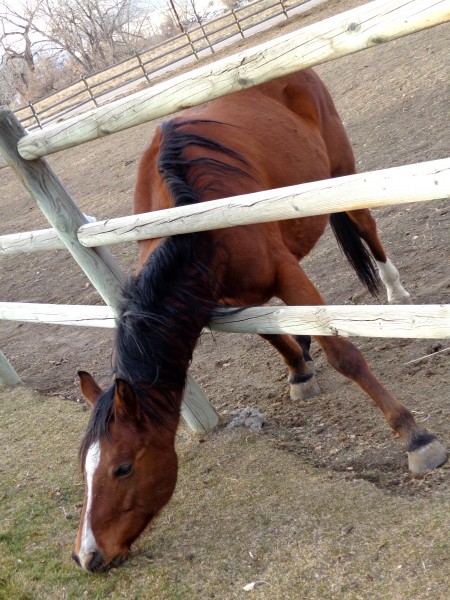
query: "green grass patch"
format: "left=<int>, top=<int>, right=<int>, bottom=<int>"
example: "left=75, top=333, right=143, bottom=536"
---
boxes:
left=1, top=387, right=449, bottom=599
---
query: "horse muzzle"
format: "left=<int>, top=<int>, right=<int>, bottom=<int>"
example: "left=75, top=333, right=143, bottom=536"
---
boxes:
left=71, top=548, right=128, bottom=572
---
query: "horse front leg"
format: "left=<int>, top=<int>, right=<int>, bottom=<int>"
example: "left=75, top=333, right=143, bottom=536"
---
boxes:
left=274, top=257, right=447, bottom=474
left=260, top=334, right=320, bottom=400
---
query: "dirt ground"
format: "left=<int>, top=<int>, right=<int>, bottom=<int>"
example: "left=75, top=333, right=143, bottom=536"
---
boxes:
left=1, top=0, right=449, bottom=504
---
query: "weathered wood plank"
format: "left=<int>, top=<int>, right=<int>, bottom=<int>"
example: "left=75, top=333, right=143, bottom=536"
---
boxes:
left=181, top=376, right=220, bottom=434
left=1, top=302, right=449, bottom=339
left=0, top=302, right=115, bottom=328
left=0, top=228, right=65, bottom=256
left=17, top=0, right=450, bottom=160
left=0, top=213, right=94, bottom=256
left=210, top=304, right=450, bottom=339
left=77, top=158, right=450, bottom=247
left=4, top=158, right=449, bottom=255
left=0, top=348, right=22, bottom=386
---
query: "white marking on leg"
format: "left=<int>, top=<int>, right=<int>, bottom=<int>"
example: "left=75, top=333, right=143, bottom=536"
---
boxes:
left=79, top=440, right=101, bottom=569
left=376, top=259, right=412, bottom=304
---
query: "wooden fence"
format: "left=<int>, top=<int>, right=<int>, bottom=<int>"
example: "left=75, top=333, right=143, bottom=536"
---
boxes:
left=1, top=0, right=449, bottom=433
left=10, top=0, right=313, bottom=132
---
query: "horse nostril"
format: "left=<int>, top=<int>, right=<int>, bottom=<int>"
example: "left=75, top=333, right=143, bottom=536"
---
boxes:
left=87, top=550, right=105, bottom=572
left=71, top=551, right=81, bottom=567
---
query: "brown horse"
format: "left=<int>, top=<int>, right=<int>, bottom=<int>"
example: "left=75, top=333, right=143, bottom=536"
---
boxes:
left=72, top=69, right=447, bottom=572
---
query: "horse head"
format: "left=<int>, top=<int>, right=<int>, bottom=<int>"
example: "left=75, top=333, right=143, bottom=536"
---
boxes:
left=72, top=372, right=178, bottom=572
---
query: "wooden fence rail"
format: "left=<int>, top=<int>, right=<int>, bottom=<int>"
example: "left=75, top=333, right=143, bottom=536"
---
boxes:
left=1, top=302, right=449, bottom=339
left=1, top=158, right=449, bottom=256
left=0, top=0, right=448, bottom=171
left=77, top=158, right=450, bottom=246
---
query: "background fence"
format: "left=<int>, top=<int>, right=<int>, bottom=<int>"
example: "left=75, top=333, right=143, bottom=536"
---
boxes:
left=11, top=0, right=317, bottom=131
left=1, top=0, right=449, bottom=433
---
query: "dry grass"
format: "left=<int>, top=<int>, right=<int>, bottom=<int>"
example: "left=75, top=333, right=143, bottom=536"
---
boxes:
left=1, top=386, right=449, bottom=599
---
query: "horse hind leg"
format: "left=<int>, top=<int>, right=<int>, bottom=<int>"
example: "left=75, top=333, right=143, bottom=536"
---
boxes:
left=260, top=334, right=320, bottom=400
left=377, top=258, right=412, bottom=305
left=316, top=334, right=447, bottom=473
left=346, top=209, right=412, bottom=304
left=273, top=257, right=446, bottom=473
left=344, top=209, right=411, bottom=303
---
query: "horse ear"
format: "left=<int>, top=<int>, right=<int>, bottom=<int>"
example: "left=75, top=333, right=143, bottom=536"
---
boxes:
left=78, top=371, right=102, bottom=407
left=114, top=379, right=141, bottom=422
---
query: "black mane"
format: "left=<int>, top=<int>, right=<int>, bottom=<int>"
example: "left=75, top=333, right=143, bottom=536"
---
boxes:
left=80, top=119, right=252, bottom=461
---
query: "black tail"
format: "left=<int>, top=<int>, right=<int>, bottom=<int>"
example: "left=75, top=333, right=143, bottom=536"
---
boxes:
left=330, top=213, right=380, bottom=296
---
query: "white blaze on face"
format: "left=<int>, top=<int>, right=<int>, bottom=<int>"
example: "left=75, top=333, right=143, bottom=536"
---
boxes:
left=79, top=440, right=101, bottom=569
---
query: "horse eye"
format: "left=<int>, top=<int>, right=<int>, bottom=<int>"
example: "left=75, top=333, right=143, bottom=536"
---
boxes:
left=114, top=464, right=133, bottom=478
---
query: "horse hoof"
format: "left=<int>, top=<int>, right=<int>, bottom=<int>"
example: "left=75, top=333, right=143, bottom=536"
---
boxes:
left=407, top=439, right=448, bottom=474
left=290, top=378, right=321, bottom=401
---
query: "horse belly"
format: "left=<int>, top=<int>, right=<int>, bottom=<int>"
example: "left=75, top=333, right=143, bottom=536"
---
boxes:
left=211, top=215, right=326, bottom=305
left=211, top=224, right=283, bottom=304
left=280, top=214, right=330, bottom=261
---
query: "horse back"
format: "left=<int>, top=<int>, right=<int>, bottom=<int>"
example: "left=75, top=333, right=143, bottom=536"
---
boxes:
left=255, top=69, right=356, bottom=177
left=133, top=69, right=354, bottom=276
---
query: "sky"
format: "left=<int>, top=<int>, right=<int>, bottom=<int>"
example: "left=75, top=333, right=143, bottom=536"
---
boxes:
left=0, top=0, right=226, bottom=60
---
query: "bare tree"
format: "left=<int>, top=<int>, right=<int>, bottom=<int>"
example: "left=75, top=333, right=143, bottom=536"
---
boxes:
left=221, top=0, right=239, bottom=10
left=37, top=0, right=151, bottom=71
left=0, top=0, right=43, bottom=95
left=0, top=57, right=18, bottom=104
left=0, top=0, right=221, bottom=104
left=0, top=0, right=156, bottom=89
left=167, top=0, right=214, bottom=28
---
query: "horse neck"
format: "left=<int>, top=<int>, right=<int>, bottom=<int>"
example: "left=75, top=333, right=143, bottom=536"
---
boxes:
left=115, top=235, right=217, bottom=414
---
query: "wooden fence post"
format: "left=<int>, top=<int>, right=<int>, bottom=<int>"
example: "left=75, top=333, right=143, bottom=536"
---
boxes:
left=0, top=106, right=125, bottom=310
left=184, top=31, right=199, bottom=60
left=231, top=10, right=245, bottom=39
left=28, top=101, right=42, bottom=129
left=0, top=348, right=21, bottom=386
left=81, top=76, right=99, bottom=108
left=198, top=21, right=215, bottom=54
left=0, top=107, right=218, bottom=433
left=135, top=53, right=151, bottom=84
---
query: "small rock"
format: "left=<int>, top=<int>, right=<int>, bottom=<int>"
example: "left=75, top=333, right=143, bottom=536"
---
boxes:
left=227, top=408, right=266, bottom=432
left=243, top=581, right=268, bottom=591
